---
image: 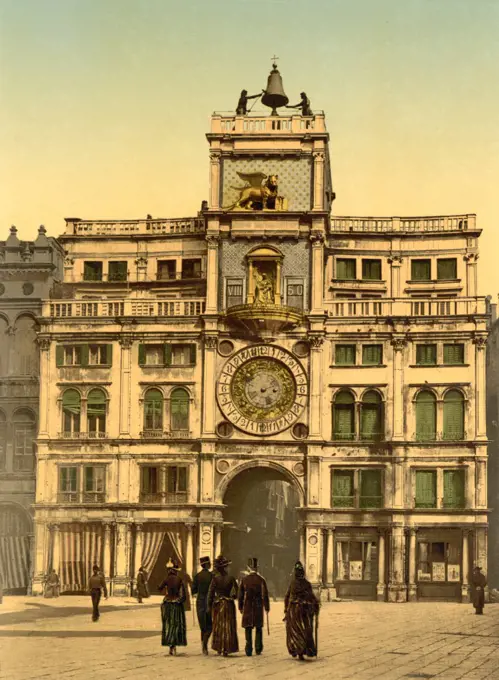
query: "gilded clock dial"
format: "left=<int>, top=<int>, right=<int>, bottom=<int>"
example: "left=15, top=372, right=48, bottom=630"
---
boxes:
left=232, top=358, right=295, bottom=421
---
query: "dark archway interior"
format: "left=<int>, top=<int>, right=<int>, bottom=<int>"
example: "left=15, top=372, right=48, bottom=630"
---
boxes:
left=222, top=467, right=300, bottom=598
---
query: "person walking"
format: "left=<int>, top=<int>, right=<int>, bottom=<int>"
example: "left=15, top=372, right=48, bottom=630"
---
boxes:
left=238, top=557, right=270, bottom=657
left=207, top=555, right=239, bottom=657
left=284, top=560, right=319, bottom=661
left=471, top=566, right=487, bottom=615
left=88, top=564, right=108, bottom=622
left=44, top=569, right=60, bottom=598
left=158, top=559, right=187, bottom=655
left=136, top=566, right=149, bottom=603
left=191, top=556, right=213, bottom=655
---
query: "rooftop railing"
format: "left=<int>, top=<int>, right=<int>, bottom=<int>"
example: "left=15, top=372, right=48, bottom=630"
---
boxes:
left=63, top=217, right=205, bottom=237
left=45, top=298, right=206, bottom=319
left=325, top=297, right=486, bottom=319
left=211, top=112, right=326, bottom=134
left=329, top=214, right=476, bottom=234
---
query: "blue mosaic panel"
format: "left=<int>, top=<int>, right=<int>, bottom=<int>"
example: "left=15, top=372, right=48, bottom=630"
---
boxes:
left=221, top=158, right=312, bottom=212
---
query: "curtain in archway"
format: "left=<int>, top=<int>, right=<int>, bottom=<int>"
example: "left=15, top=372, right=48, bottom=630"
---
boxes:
left=59, top=524, right=102, bottom=591
left=0, top=536, right=30, bottom=589
left=141, top=528, right=165, bottom=575
left=166, top=528, right=183, bottom=566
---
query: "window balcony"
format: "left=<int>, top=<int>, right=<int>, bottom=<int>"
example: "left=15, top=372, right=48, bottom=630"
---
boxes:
left=58, top=432, right=108, bottom=440
left=141, top=430, right=164, bottom=438
left=57, top=492, right=106, bottom=504
left=140, top=491, right=188, bottom=505
left=225, top=302, right=303, bottom=337
left=166, top=430, right=192, bottom=439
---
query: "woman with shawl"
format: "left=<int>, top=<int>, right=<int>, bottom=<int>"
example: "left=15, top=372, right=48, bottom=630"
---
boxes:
left=284, top=560, right=319, bottom=661
left=158, top=559, right=187, bottom=655
left=207, top=555, right=239, bottom=656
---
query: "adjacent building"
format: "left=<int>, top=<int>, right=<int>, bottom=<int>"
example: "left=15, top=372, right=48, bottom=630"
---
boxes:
left=31, top=69, right=488, bottom=601
left=0, top=226, right=63, bottom=593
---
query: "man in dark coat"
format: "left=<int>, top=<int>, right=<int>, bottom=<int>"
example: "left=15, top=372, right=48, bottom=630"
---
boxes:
left=238, top=557, right=270, bottom=657
left=471, top=566, right=487, bottom=615
left=136, top=566, right=149, bottom=603
left=192, top=556, right=213, bottom=655
left=88, top=564, right=108, bottom=622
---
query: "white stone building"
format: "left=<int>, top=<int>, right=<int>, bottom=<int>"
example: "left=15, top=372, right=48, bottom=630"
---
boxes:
left=31, top=76, right=488, bottom=601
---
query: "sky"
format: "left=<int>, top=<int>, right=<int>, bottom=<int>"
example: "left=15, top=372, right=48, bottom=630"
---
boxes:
left=0, top=0, right=498, bottom=295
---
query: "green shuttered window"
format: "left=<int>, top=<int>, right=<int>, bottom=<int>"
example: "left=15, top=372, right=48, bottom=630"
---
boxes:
left=362, top=345, right=382, bottom=366
left=443, top=390, right=465, bottom=440
left=416, top=344, right=437, bottom=366
left=437, top=258, right=457, bottom=280
left=359, top=469, right=383, bottom=508
left=443, top=344, right=464, bottom=365
left=138, top=343, right=196, bottom=367
left=333, top=391, right=355, bottom=440
left=415, top=391, right=437, bottom=441
left=144, top=389, right=163, bottom=431
left=362, top=259, right=382, bottom=281
left=170, top=388, right=190, bottom=431
left=336, top=259, right=356, bottom=280
left=56, top=344, right=112, bottom=367
left=443, top=470, right=465, bottom=508
left=336, top=344, right=356, bottom=366
left=415, top=470, right=437, bottom=508
left=411, top=259, right=431, bottom=281
left=332, top=470, right=355, bottom=507
left=360, top=391, right=383, bottom=440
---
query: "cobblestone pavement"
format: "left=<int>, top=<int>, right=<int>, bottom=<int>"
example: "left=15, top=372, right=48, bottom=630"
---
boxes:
left=0, top=596, right=498, bottom=680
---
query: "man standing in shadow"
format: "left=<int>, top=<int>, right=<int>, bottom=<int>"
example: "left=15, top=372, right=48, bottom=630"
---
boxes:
left=238, top=557, right=270, bottom=657
left=88, top=564, right=108, bottom=622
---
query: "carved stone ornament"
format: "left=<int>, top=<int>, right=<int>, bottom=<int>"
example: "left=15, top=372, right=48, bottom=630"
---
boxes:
left=473, top=335, right=487, bottom=350
left=205, top=235, right=220, bottom=247
left=64, top=256, right=74, bottom=267
left=388, top=255, right=403, bottom=265
left=36, top=336, right=51, bottom=351
left=308, top=335, right=324, bottom=349
left=119, top=336, right=134, bottom=349
left=135, top=257, right=148, bottom=267
left=391, top=337, right=407, bottom=352
left=6, top=325, right=16, bottom=336
left=217, top=344, right=308, bottom=436
left=464, top=253, right=479, bottom=263
left=204, top=336, right=218, bottom=350
left=310, top=231, right=325, bottom=244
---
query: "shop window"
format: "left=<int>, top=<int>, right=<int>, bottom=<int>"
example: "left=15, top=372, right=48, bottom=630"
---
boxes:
left=157, top=260, right=177, bottom=280
left=59, top=466, right=78, bottom=502
left=359, top=469, right=383, bottom=508
left=415, top=391, right=436, bottom=442
left=443, top=470, right=465, bottom=509
left=13, top=409, right=35, bottom=471
left=443, top=344, right=464, bottom=365
left=333, top=391, right=355, bottom=441
left=108, top=261, right=128, bottom=282
left=166, top=466, right=188, bottom=502
left=416, top=344, right=437, bottom=366
left=143, top=389, right=163, bottom=433
left=332, top=470, right=355, bottom=507
left=170, top=388, right=190, bottom=432
left=182, top=259, right=202, bottom=279
left=83, top=261, right=103, bottom=281
left=226, top=278, right=244, bottom=308
left=62, top=389, right=81, bottom=436
left=87, top=389, right=107, bottom=438
left=437, top=258, right=457, bottom=280
left=415, top=470, right=437, bottom=508
left=335, top=344, right=356, bottom=366
left=140, top=466, right=160, bottom=502
left=336, top=540, right=378, bottom=581
left=83, top=466, right=106, bottom=503
left=88, top=344, right=112, bottom=366
left=362, top=259, right=382, bottom=281
left=443, top=390, right=465, bottom=441
left=360, top=391, right=383, bottom=441
left=362, top=345, right=383, bottom=366
left=411, top=259, right=431, bottom=281
left=417, top=541, right=461, bottom=583
left=336, top=258, right=356, bottom=280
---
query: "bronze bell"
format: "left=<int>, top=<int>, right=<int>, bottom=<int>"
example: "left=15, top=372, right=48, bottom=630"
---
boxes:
left=262, top=63, right=289, bottom=116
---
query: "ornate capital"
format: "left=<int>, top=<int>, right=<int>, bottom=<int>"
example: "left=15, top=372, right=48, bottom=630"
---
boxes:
left=391, top=337, right=407, bottom=352
left=50, top=523, right=60, bottom=533
left=64, top=256, right=74, bottom=267
left=204, top=336, right=218, bottom=350
left=135, top=256, right=148, bottom=267
left=119, top=336, right=134, bottom=349
left=6, top=325, right=16, bottom=336
left=209, top=152, right=221, bottom=163
left=388, top=255, right=403, bottom=265
left=313, top=152, right=325, bottom=161
left=308, top=335, right=324, bottom=349
left=310, top=231, right=325, bottom=245
left=464, top=253, right=479, bottom=263
left=473, top=335, right=487, bottom=350
left=36, top=336, right=51, bottom=351
left=206, top=234, right=220, bottom=247
left=134, top=523, right=143, bottom=533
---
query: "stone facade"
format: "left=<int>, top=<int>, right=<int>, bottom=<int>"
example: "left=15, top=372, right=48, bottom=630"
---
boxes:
left=0, top=226, right=63, bottom=593
left=31, top=101, right=488, bottom=602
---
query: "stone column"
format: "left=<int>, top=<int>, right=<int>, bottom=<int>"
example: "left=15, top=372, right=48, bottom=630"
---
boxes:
left=305, top=526, right=322, bottom=586
left=299, top=523, right=306, bottom=565
left=275, top=260, right=282, bottom=304
left=476, top=458, right=487, bottom=509
left=474, top=336, right=487, bottom=440
left=118, top=337, right=133, bottom=437
left=391, top=338, right=406, bottom=440
left=209, top=152, right=221, bottom=209
left=408, top=528, right=418, bottom=602
left=464, top=253, right=478, bottom=297
left=325, top=528, right=334, bottom=584
left=113, top=522, right=131, bottom=596
left=200, top=448, right=215, bottom=503
left=461, top=529, right=470, bottom=602
left=51, top=523, right=61, bottom=574
left=37, top=338, right=51, bottom=437
left=185, top=524, right=194, bottom=578
left=388, top=256, right=403, bottom=298
left=31, top=520, right=48, bottom=595
left=247, top=260, right=255, bottom=304
left=388, top=524, right=407, bottom=602
left=117, top=454, right=132, bottom=503
left=202, top=336, right=218, bottom=436
left=392, top=460, right=404, bottom=509
left=376, top=529, right=386, bottom=601
left=310, top=234, right=325, bottom=314
left=308, top=338, right=324, bottom=440
left=198, top=522, right=214, bottom=564
left=102, top=522, right=112, bottom=580
left=214, top=524, right=222, bottom=559
left=312, top=152, right=325, bottom=211
left=205, top=235, right=219, bottom=313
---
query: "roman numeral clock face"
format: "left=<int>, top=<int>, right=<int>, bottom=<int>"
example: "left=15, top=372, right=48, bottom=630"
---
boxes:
left=217, top=345, right=308, bottom=435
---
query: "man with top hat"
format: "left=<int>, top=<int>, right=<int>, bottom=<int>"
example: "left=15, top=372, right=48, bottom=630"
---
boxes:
left=192, top=556, right=213, bottom=655
left=471, top=566, right=487, bottom=615
left=238, top=557, right=270, bottom=657
left=207, top=555, right=239, bottom=656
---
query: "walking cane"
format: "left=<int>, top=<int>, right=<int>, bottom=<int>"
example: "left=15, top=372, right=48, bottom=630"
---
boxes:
left=266, top=610, right=270, bottom=636
left=315, top=610, right=319, bottom=656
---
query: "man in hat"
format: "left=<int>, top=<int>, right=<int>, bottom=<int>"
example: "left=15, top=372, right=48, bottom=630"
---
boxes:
left=192, top=556, right=213, bottom=655
left=238, top=558, right=270, bottom=657
left=471, top=566, right=487, bottom=615
left=136, top=566, right=149, bottom=603
left=88, top=564, right=108, bottom=622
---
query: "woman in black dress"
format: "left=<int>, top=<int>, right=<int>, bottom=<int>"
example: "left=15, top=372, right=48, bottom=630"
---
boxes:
left=158, top=559, right=187, bottom=655
left=284, top=560, right=319, bottom=661
left=207, top=555, right=239, bottom=656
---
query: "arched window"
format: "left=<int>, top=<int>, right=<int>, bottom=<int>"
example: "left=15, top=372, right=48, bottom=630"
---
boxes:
left=360, top=391, right=383, bottom=441
left=87, top=389, right=107, bottom=438
left=14, top=315, right=38, bottom=376
left=170, top=388, right=190, bottom=432
left=12, top=409, right=36, bottom=471
left=62, top=389, right=81, bottom=437
left=443, top=390, right=465, bottom=440
left=415, top=391, right=436, bottom=441
left=333, top=391, right=355, bottom=441
left=144, top=389, right=163, bottom=432
left=0, top=410, right=6, bottom=470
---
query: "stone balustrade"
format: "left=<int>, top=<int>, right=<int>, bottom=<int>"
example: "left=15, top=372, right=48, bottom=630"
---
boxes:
left=329, top=214, right=476, bottom=234
left=44, top=298, right=206, bottom=319
left=211, top=112, right=326, bottom=135
left=63, top=217, right=205, bottom=236
left=325, top=296, right=487, bottom=319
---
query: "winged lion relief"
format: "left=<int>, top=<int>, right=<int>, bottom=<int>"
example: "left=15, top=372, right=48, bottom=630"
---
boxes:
left=224, top=172, right=288, bottom=211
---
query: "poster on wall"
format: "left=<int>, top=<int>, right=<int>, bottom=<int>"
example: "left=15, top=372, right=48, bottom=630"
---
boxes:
left=432, top=562, right=446, bottom=582
left=349, top=561, right=363, bottom=580
left=418, top=570, right=431, bottom=582
left=447, top=564, right=461, bottom=582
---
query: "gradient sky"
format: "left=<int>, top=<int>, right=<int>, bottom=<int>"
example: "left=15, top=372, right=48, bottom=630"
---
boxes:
left=1, top=0, right=498, bottom=295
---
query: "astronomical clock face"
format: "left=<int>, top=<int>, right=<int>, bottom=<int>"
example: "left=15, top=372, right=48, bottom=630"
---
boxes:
left=217, top=345, right=308, bottom=435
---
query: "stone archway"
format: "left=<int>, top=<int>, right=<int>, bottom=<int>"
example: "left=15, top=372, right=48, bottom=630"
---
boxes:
left=220, top=461, right=303, bottom=598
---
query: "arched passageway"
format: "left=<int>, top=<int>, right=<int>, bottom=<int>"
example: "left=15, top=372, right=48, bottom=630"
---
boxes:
left=222, top=466, right=301, bottom=597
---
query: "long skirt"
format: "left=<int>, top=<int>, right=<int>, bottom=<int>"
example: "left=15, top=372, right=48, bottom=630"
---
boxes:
left=161, top=600, right=187, bottom=647
left=211, top=598, right=239, bottom=655
left=286, top=603, right=317, bottom=658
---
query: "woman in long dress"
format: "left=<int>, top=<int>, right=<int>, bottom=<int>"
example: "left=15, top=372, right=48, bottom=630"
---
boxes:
left=284, top=561, right=319, bottom=661
left=207, top=555, right=239, bottom=656
left=158, top=559, right=187, bottom=655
